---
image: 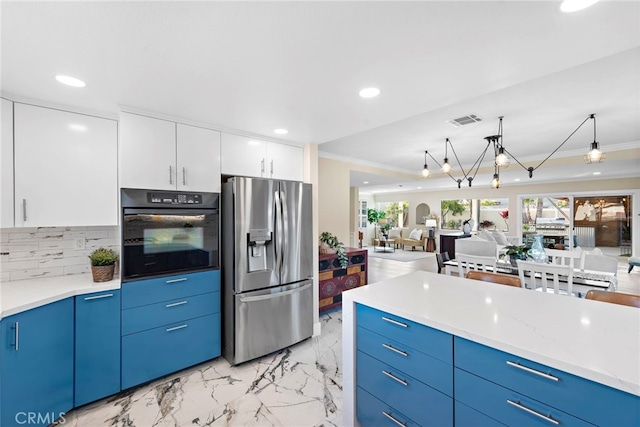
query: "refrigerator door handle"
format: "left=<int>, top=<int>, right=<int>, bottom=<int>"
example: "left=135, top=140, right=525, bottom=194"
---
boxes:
left=238, top=282, right=312, bottom=303
left=280, top=187, right=289, bottom=276
left=274, top=189, right=283, bottom=276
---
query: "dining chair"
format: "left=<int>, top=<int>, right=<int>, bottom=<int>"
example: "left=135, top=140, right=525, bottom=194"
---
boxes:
left=582, top=253, right=618, bottom=275
left=456, top=253, right=497, bottom=277
left=517, top=260, right=574, bottom=296
left=465, top=270, right=522, bottom=288
left=585, top=290, right=640, bottom=308
left=545, top=248, right=584, bottom=270
left=436, top=252, right=450, bottom=274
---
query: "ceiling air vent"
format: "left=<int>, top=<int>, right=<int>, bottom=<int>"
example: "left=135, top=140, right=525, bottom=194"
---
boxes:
left=445, top=114, right=483, bottom=128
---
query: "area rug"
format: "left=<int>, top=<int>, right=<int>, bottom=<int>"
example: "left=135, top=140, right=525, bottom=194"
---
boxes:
left=367, top=247, right=436, bottom=262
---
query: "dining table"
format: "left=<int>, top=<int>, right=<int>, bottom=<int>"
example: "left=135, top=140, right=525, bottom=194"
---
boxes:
left=443, top=259, right=617, bottom=297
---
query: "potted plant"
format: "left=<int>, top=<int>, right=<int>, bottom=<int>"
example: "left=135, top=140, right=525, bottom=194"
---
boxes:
left=319, top=232, right=348, bottom=268
left=88, top=247, right=118, bottom=282
left=500, top=244, right=531, bottom=267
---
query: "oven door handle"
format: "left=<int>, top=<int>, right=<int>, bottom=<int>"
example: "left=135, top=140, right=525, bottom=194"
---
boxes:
left=123, top=208, right=218, bottom=216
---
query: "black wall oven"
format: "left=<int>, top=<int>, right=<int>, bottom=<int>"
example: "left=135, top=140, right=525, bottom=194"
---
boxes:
left=121, top=188, right=219, bottom=282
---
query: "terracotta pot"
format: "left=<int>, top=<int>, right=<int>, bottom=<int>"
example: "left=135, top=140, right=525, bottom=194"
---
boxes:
left=91, top=264, right=115, bottom=282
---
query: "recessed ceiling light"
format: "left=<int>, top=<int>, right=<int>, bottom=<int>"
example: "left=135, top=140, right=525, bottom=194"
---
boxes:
left=363, top=181, right=369, bottom=184
left=560, top=0, right=599, bottom=13
left=55, top=75, right=86, bottom=87
left=417, top=186, right=422, bottom=189
left=359, top=87, right=380, bottom=98
left=68, top=124, right=87, bottom=132
left=273, top=128, right=288, bottom=135
left=248, top=140, right=262, bottom=146
left=593, top=171, right=601, bottom=175
left=514, top=178, right=521, bottom=182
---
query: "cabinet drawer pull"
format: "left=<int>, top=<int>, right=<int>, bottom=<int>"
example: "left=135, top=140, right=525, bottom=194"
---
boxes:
left=382, top=370, right=408, bottom=386
left=165, top=300, right=188, bottom=308
left=381, top=316, right=408, bottom=328
left=169, top=165, right=173, bottom=184
left=506, top=399, right=560, bottom=425
left=166, top=324, right=188, bottom=332
left=182, top=167, right=186, bottom=186
left=84, top=293, right=114, bottom=301
left=13, top=322, right=19, bottom=351
left=270, top=159, right=274, bottom=177
left=506, top=361, right=559, bottom=382
left=22, top=199, right=27, bottom=222
left=261, top=158, right=265, bottom=176
left=382, top=343, right=408, bottom=357
left=382, top=411, right=407, bottom=427
left=165, top=277, right=188, bottom=284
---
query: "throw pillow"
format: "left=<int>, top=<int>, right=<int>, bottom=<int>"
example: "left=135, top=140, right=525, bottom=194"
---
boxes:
left=409, top=228, right=423, bottom=241
left=388, top=229, right=401, bottom=239
left=479, top=230, right=496, bottom=242
left=492, top=230, right=509, bottom=246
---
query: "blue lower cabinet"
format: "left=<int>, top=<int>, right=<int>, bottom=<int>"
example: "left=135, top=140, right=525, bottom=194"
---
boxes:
left=1, top=299, right=74, bottom=426
left=357, top=387, right=421, bottom=427
left=455, top=368, right=594, bottom=427
left=357, top=351, right=453, bottom=426
left=455, top=402, right=506, bottom=427
left=122, top=313, right=221, bottom=389
left=75, top=290, right=121, bottom=407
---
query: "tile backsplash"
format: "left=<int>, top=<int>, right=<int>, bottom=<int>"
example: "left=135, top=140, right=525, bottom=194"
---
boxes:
left=0, top=226, right=119, bottom=282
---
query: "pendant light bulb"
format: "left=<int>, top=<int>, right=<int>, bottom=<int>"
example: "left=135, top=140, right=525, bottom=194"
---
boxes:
left=441, top=158, right=452, bottom=174
left=495, top=147, right=510, bottom=168
left=491, top=173, right=501, bottom=189
left=422, top=164, right=430, bottom=178
left=585, top=141, right=605, bottom=163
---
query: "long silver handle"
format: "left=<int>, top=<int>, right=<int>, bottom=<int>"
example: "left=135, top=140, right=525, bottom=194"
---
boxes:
left=22, top=199, right=27, bottom=222
left=382, top=316, right=408, bottom=328
left=261, top=158, right=265, bottom=176
left=239, top=283, right=312, bottom=303
left=84, top=293, right=114, bottom=301
left=166, top=300, right=188, bottom=308
left=169, top=165, right=173, bottom=184
left=280, top=188, right=289, bottom=276
left=506, top=361, right=559, bottom=382
left=382, top=370, right=408, bottom=386
left=382, top=412, right=407, bottom=427
left=270, top=159, right=274, bottom=177
left=274, top=189, right=283, bottom=275
left=166, top=277, right=188, bottom=284
left=13, top=322, right=19, bottom=351
left=382, top=343, right=409, bottom=357
left=506, top=400, right=560, bottom=425
left=182, top=167, right=186, bottom=186
left=166, top=324, right=188, bottom=332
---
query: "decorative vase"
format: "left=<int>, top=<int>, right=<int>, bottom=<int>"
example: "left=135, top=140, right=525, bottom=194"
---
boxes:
left=529, top=235, right=548, bottom=263
left=319, top=242, right=336, bottom=254
left=91, top=264, right=115, bottom=282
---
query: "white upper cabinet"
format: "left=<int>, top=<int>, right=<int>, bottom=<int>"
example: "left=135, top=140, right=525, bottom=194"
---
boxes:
left=176, top=123, right=221, bottom=193
left=119, top=113, right=176, bottom=191
left=221, top=133, right=303, bottom=181
left=1, top=98, right=14, bottom=227
left=14, top=103, right=118, bottom=227
left=119, top=112, right=221, bottom=192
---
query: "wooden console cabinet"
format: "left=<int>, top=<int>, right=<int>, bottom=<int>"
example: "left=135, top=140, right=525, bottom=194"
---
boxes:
left=319, top=248, right=367, bottom=313
left=439, top=233, right=471, bottom=259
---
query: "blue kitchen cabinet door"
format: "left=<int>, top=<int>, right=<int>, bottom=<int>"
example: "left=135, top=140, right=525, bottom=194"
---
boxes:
left=1, top=298, right=74, bottom=426
left=75, top=290, right=121, bottom=407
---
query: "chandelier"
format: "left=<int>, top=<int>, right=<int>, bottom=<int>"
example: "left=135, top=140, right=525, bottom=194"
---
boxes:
left=421, top=114, right=605, bottom=189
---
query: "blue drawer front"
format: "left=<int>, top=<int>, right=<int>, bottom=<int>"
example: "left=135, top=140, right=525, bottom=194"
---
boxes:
left=357, top=387, right=421, bottom=427
left=122, top=291, right=219, bottom=335
left=455, top=337, right=640, bottom=426
left=456, top=368, right=594, bottom=427
left=357, top=326, right=452, bottom=396
left=357, top=350, right=453, bottom=426
left=122, top=270, right=220, bottom=309
left=356, top=303, right=452, bottom=363
left=75, top=290, right=121, bottom=407
left=455, top=402, right=506, bottom=427
left=121, top=313, right=221, bottom=389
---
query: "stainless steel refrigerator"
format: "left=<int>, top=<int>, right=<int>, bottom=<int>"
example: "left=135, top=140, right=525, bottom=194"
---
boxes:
left=222, top=177, right=313, bottom=365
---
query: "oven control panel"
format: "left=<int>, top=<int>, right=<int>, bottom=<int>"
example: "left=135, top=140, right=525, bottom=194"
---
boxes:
left=147, top=192, right=203, bottom=204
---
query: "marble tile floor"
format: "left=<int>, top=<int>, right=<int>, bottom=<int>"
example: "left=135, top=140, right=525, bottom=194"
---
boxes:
left=61, top=312, right=343, bottom=427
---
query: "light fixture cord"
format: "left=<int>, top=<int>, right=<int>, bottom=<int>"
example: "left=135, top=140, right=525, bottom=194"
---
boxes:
left=503, top=114, right=592, bottom=173
left=426, top=139, right=492, bottom=185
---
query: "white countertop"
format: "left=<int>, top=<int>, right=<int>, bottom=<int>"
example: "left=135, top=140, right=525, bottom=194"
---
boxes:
left=342, top=270, right=640, bottom=396
left=1, top=274, right=121, bottom=319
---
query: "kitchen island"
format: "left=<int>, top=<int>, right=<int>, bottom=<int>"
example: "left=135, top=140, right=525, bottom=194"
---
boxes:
left=342, top=271, right=639, bottom=426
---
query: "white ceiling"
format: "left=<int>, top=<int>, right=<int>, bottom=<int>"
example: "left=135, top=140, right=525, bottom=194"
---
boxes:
left=2, top=1, right=639, bottom=193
